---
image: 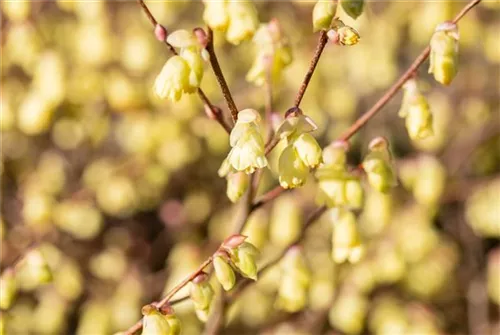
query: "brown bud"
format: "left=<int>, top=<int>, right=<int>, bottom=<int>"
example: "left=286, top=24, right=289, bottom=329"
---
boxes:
left=285, top=107, right=303, bottom=119
left=159, top=305, right=174, bottom=316
left=154, top=24, right=168, bottom=42
left=142, top=304, right=158, bottom=316
left=223, top=234, right=247, bottom=249
left=204, top=105, right=222, bottom=121
left=330, top=140, right=350, bottom=152
left=192, top=272, right=209, bottom=284
left=327, top=29, right=340, bottom=44
left=368, top=136, right=389, bottom=151
left=193, top=27, right=208, bottom=48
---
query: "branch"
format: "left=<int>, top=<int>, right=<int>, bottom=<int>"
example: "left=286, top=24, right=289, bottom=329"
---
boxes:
left=137, top=0, right=232, bottom=133
left=294, top=31, right=329, bottom=107
left=338, top=0, right=483, bottom=142
left=206, top=28, right=239, bottom=123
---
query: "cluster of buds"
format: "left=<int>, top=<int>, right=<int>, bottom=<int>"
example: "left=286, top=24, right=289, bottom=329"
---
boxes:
left=399, top=79, right=433, bottom=140
left=340, top=0, right=365, bottom=20
left=429, top=22, right=459, bottom=85
left=330, top=208, right=364, bottom=263
left=141, top=304, right=181, bottom=335
left=315, top=141, right=364, bottom=209
left=219, top=109, right=268, bottom=178
left=276, top=109, right=322, bottom=189
left=327, top=18, right=361, bottom=46
left=246, top=19, right=292, bottom=87
left=276, top=247, right=311, bottom=312
left=202, top=0, right=259, bottom=45
left=312, top=0, right=337, bottom=32
left=362, top=137, right=397, bottom=193
left=153, top=30, right=207, bottom=102
left=190, top=272, right=215, bottom=322
left=213, top=235, right=259, bottom=292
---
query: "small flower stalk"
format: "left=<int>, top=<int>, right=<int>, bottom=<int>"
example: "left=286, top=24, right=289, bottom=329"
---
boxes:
left=362, top=137, right=397, bottom=193
left=276, top=110, right=322, bottom=189
left=429, top=22, right=459, bottom=85
left=0, top=269, right=17, bottom=310
left=327, top=19, right=361, bottom=46
left=341, top=0, right=365, bottom=20
left=399, top=79, right=433, bottom=140
left=330, top=208, right=364, bottom=263
left=276, top=247, right=311, bottom=312
left=154, top=30, right=206, bottom=102
left=312, top=0, right=337, bottom=32
left=202, top=0, right=259, bottom=45
left=218, top=109, right=268, bottom=176
left=246, top=19, right=292, bottom=87
left=190, top=273, right=214, bottom=322
left=315, top=141, right=364, bottom=209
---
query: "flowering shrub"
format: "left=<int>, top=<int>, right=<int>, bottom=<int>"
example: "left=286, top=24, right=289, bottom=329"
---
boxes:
left=1, top=1, right=499, bottom=335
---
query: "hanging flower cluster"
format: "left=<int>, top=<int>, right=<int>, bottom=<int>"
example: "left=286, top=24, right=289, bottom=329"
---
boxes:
left=329, top=208, right=364, bottom=264
left=154, top=30, right=207, bottom=102
left=399, top=79, right=433, bottom=141
left=276, top=110, right=322, bottom=189
left=429, top=22, right=459, bottom=86
left=219, top=109, right=268, bottom=177
left=276, top=246, right=311, bottom=312
left=246, top=19, right=292, bottom=87
left=315, top=141, right=364, bottom=209
left=202, top=0, right=259, bottom=45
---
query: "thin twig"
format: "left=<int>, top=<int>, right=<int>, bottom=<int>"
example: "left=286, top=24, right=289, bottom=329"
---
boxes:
left=122, top=258, right=213, bottom=335
left=294, top=31, right=329, bottom=107
left=206, top=28, right=239, bottom=123
left=338, top=0, right=483, bottom=142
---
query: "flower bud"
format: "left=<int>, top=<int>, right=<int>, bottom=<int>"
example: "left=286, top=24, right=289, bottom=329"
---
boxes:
left=278, top=145, right=309, bottom=189
left=337, top=26, right=361, bottom=46
left=231, top=242, right=259, bottom=280
left=142, top=305, right=171, bottom=335
left=226, top=1, right=259, bottom=45
left=190, top=273, right=214, bottom=311
left=429, top=22, right=459, bottom=85
left=330, top=209, right=364, bottom=263
left=293, top=133, right=322, bottom=168
left=213, top=256, right=236, bottom=291
left=345, top=179, right=364, bottom=209
left=312, top=1, right=336, bottom=32
left=399, top=79, right=433, bottom=140
left=203, top=0, right=229, bottom=31
left=362, top=138, right=396, bottom=193
left=226, top=172, right=249, bottom=203
left=222, top=234, right=247, bottom=249
left=154, top=56, right=191, bottom=102
left=154, top=24, right=168, bottom=42
left=341, top=0, right=365, bottom=20
left=0, top=269, right=17, bottom=310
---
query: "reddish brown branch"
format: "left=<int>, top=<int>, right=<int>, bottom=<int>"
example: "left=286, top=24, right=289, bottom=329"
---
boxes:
left=294, top=31, right=329, bottom=107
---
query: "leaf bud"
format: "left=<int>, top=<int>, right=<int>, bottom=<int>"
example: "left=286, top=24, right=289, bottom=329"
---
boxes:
left=154, top=24, right=168, bottom=42
left=313, top=1, right=337, bottom=32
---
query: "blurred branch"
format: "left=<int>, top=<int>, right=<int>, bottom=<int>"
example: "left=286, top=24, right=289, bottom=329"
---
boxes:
left=337, top=0, right=483, bottom=142
left=136, top=0, right=232, bottom=133
left=294, top=30, right=329, bottom=108
left=206, top=28, right=239, bottom=123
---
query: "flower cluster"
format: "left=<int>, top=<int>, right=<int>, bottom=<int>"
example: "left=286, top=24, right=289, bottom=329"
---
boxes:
left=429, top=22, right=459, bottom=85
left=202, top=0, right=259, bottom=45
left=141, top=304, right=181, bottom=335
left=316, top=142, right=364, bottom=209
left=276, top=247, right=311, bottom=312
left=362, top=137, right=397, bottom=193
left=246, top=19, right=292, bottom=87
left=276, top=111, right=322, bottom=189
left=219, top=109, right=268, bottom=177
left=154, top=30, right=206, bottom=102
left=399, top=79, right=433, bottom=140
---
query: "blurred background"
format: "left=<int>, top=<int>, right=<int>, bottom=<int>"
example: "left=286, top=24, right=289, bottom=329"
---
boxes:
left=0, top=1, right=499, bottom=334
